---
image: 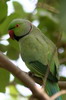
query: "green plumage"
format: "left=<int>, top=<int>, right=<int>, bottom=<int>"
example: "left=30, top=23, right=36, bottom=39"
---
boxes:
left=46, top=81, right=61, bottom=100
left=8, top=19, right=62, bottom=100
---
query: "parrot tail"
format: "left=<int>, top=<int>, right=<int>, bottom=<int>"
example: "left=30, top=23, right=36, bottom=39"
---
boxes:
left=45, top=80, right=62, bottom=100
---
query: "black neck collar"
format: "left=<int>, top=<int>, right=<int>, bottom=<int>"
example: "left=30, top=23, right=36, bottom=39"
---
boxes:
left=14, top=24, right=32, bottom=41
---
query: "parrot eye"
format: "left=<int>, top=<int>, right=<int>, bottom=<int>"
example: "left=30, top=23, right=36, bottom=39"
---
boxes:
left=15, top=24, right=19, bottom=27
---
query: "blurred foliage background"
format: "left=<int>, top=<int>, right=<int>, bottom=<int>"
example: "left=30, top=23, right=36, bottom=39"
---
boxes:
left=0, top=0, right=66, bottom=100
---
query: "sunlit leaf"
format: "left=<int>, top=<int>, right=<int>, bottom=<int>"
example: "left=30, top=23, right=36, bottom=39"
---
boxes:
left=9, top=85, right=19, bottom=100
left=13, top=1, right=28, bottom=18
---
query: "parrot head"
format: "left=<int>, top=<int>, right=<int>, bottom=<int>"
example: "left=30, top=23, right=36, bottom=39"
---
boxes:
left=8, top=19, right=32, bottom=41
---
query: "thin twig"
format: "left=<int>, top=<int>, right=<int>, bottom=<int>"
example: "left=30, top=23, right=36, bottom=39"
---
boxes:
left=50, top=90, right=66, bottom=100
left=42, top=65, right=50, bottom=89
left=37, top=2, right=59, bottom=14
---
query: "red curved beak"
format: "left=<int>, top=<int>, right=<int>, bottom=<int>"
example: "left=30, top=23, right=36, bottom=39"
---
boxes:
left=8, top=30, right=14, bottom=39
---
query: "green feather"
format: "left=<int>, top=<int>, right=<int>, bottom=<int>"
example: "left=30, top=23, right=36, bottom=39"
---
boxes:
left=28, top=61, right=62, bottom=100
left=29, top=61, right=58, bottom=82
left=45, top=80, right=62, bottom=100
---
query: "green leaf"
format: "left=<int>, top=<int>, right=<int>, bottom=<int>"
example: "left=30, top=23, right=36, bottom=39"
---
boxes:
left=8, top=38, right=19, bottom=51
left=13, top=1, right=23, bottom=12
left=13, top=1, right=28, bottom=18
left=6, top=38, right=19, bottom=60
left=6, top=0, right=10, bottom=1
left=7, top=45, right=19, bottom=60
left=37, top=9, right=59, bottom=41
left=9, top=85, right=19, bottom=95
left=0, top=68, right=10, bottom=92
left=9, top=85, right=19, bottom=100
left=0, top=1, right=7, bottom=23
left=0, top=44, right=7, bottom=52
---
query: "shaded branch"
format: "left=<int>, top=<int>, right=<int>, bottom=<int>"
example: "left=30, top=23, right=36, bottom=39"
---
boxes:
left=59, top=81, right=66, bottom=89
left=0, top=51, right=50, bottom=100
left=28, top=73, right=66, bottom=89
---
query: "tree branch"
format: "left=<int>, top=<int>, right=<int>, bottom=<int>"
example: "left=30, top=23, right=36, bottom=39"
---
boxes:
left=50, top=90, right=66, bottom=100
left=0, top=51, right=50, bottom=100
left=28, top=73, right=66, bottom=89
left=3, top=71, right=66, bottom=90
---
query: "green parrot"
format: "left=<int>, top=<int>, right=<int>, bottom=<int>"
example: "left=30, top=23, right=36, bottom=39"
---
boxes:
left=8, top=19, right=62, bottom=100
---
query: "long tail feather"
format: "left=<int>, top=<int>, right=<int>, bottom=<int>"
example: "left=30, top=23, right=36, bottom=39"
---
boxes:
left=45, top=80, right=62, bottom=100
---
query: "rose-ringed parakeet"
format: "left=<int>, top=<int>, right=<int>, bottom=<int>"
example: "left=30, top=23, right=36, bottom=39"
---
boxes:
left=8, top=19, right=62, bottom=100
